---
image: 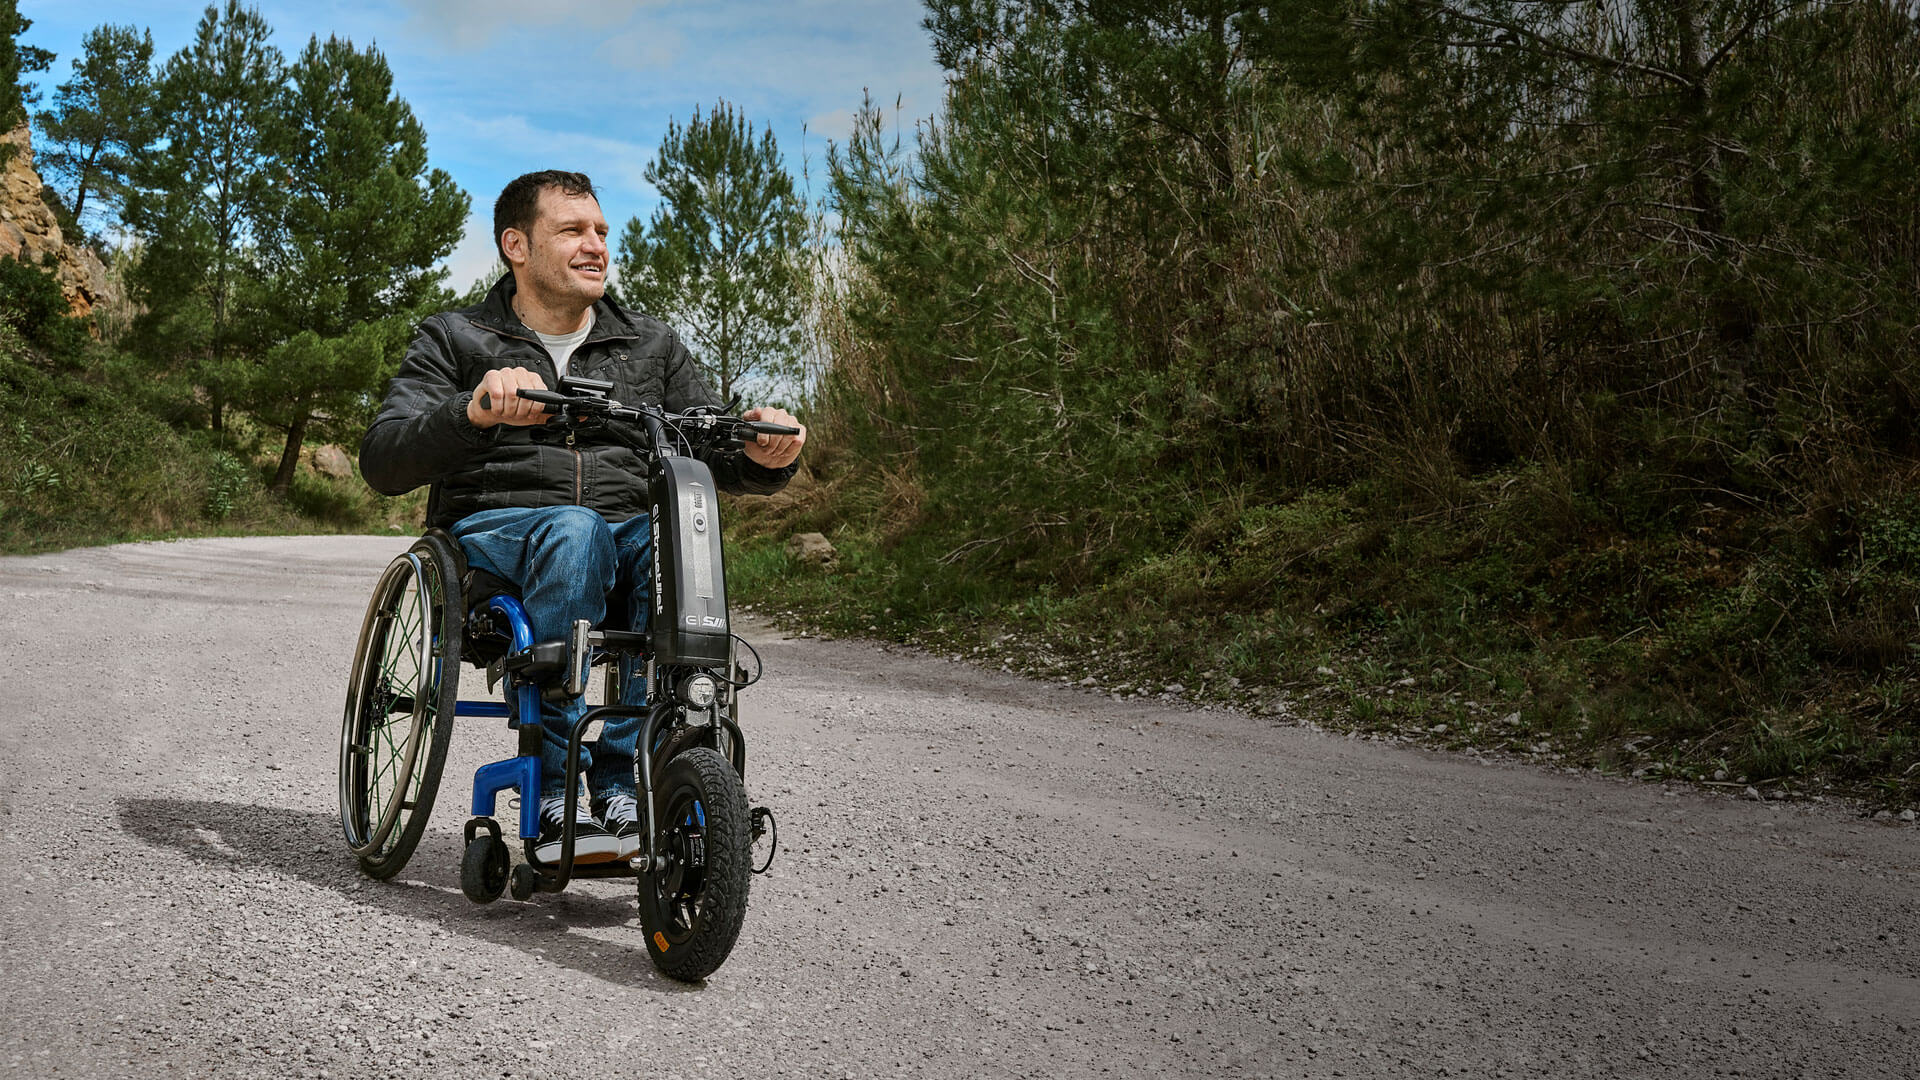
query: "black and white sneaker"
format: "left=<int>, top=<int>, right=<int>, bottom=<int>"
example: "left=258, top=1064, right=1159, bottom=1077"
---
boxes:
left=535, top=793, right=622, bottom=865
left=593, top=791, right=643, bottom=861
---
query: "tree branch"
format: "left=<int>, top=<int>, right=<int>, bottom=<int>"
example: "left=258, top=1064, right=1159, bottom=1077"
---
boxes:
left=1437, top=8, right=1696, bottom=89
left=1701, top=2, right=1804, bottom=76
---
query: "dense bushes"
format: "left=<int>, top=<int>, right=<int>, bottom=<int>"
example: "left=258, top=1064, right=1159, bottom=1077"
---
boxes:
left=743, top=1, right=1920, bottom=798
left=0, top=315, right=423, bottom=552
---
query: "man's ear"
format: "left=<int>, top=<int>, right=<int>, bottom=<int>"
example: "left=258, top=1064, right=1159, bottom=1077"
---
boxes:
left=501, top=228, right=529, bottom=267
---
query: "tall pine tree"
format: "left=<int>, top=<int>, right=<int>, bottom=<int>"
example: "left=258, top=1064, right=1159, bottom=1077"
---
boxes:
left=34, top=24, right=156, bottom=238
left=616, top=101, right=807, bottom=404
left=123, top=0, right=281, bottom=432
left=250, top=34, right=467, bottom=493
left=0, top=0, right=51, bottom=166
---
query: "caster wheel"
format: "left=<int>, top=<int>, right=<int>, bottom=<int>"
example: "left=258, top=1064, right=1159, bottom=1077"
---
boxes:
left=461, top=834, right=509, bottom=903
left=510, top=862, right=539, bottom=901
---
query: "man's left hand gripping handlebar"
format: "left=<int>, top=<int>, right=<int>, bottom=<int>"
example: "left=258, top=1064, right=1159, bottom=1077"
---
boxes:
left=741, top=407, right=806, bottom=469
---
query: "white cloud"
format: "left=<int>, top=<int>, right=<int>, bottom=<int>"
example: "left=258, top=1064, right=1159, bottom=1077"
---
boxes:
left=396, top=0, right=666, bottom=50
left=592, top=26, right=684, bottom=72
left=447, top=112, right=659, bottom=203
left=802, top=108, right=857, bottom=145
left=441, top=212, right=503, bottom=298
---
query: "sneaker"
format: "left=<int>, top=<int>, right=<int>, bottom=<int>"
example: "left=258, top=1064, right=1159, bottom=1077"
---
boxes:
left=535, top=793, right=622, bottom=865
left=593, top=791, right=643, bottom=861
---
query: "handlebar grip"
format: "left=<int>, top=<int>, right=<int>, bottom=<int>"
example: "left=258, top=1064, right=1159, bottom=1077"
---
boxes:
left=474, top=388, right=561, bottom=410
left=746, top=422, right=801, bottom=436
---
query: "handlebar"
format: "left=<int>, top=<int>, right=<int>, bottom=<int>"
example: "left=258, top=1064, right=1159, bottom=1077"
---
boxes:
left=477, top=383, right=799, bottom=455
left=515, top=387, right=574, bottom=409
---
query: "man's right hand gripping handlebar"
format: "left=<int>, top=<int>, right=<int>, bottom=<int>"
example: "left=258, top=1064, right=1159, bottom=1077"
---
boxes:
left=467, top=367, right=553, bottom=429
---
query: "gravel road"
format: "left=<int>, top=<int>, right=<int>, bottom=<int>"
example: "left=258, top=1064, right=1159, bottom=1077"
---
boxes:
left=2, top=535, right=1916, bottom=1079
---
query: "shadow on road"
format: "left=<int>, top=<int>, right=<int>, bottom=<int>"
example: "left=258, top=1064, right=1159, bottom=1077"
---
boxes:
left=115, top=796, right=699, bottom=991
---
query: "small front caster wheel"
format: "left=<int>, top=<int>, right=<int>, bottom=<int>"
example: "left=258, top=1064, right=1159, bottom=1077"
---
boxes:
left=461, top=834, right=510, bottom=903
left=509, top=862, right=540, bottom=901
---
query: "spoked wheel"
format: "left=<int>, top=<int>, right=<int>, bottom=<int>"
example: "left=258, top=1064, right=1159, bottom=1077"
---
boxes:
left=639, top=748, right=752, bottom=982
left=339, top=535, right=461, bottom=879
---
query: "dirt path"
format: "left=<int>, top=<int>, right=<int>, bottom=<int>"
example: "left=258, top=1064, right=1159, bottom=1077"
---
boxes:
left=1, top=536, right=1915, bottom=1079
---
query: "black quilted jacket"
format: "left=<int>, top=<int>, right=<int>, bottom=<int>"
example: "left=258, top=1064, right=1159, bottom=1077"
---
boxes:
left=361, top=275, right=793, bottom=528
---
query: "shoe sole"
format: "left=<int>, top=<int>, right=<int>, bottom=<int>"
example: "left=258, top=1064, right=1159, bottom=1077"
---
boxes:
left=533, top=833, right=624, bottom=865
left=612, top=830, right=642, bottom=861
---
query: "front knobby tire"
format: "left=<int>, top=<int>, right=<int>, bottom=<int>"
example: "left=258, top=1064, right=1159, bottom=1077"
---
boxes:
left=338, top=536, right=461, bottom=880
left=639, top=748, right=752, bottom=982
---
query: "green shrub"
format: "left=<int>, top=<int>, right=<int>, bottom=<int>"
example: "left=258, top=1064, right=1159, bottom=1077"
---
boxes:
left=0, top=254, right=88, bottom=355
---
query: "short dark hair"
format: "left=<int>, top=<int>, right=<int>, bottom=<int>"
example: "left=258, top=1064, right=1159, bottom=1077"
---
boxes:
left=494, top=170, right=597, bottom=261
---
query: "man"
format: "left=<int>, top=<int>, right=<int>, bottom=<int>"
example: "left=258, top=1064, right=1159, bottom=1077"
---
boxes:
left=361, top=170, right=804, bottom=864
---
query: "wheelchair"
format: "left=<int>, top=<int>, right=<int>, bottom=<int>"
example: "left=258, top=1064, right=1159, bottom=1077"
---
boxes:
left=337, top=380, right=790, bottom=983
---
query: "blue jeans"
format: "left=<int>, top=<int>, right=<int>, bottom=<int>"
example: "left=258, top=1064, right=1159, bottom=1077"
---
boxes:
left=450, top=505, right=651, bottom=797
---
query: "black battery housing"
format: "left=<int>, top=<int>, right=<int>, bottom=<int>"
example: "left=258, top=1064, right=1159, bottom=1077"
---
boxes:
left=649, top=455, right=731, bottom=667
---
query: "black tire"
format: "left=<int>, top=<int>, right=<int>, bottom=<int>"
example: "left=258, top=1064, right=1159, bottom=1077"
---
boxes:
left=510, top=863, right=539, bottom=901
left=638, top=747, right=752, bottom=982
left=339, top=535, right=462, bottom=880
left=461, top=834, right=509, bottom=903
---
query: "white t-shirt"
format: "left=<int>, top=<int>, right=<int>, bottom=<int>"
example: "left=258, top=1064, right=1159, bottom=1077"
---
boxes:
left=535, top=312, right=594, bottom=379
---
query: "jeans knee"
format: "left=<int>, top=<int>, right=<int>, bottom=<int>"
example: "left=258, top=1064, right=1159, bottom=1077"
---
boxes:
left=535, top=505, right=613, bottom=551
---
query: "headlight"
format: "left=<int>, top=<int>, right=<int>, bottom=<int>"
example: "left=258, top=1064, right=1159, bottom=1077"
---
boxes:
left=678, top=673, right=718, bottom=709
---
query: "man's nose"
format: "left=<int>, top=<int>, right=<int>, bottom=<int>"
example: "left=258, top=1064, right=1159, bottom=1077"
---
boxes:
left=584, top=230, right=608, bottom=255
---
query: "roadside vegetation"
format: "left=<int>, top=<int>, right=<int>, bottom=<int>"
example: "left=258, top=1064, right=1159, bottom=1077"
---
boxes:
left=727, top=1, right=1920, bottom=807
left=0, top=257, right=423, bottom=552
left=0, top=2, right=436, bottom=549
left=7, top=2, right=1917, bottom=804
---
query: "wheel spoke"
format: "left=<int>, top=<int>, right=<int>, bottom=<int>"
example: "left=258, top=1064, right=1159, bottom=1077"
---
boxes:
left=341, top=546, right=455, bottom=874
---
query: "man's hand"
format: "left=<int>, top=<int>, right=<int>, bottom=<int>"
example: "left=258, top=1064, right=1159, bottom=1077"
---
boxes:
left=467, top=367, right=552, bottom=429
left=741, top=407, right=806, bottom=469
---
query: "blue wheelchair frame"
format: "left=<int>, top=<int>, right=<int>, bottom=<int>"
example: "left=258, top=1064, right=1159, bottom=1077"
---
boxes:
left=457, top=591, right=671, bottom=895
left=462, top=594, right=542, bottom=840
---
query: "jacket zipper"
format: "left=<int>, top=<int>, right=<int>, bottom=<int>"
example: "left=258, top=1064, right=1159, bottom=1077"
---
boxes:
left=483, top=312, right=633, bottom=511
left=568, top=429, right=581, bottom=504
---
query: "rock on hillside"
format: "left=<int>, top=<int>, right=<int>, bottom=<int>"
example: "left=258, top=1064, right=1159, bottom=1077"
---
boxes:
left=1, top=123, right=109, bottom=321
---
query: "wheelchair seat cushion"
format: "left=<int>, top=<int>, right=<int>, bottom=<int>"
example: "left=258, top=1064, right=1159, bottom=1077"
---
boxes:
left=464, top=566, right=520, bottom=617
left=458, top=559, right=642, bottom=670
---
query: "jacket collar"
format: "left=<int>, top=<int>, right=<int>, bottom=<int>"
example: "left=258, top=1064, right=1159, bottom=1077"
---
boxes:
left=467, top=273, right=643, bottom=344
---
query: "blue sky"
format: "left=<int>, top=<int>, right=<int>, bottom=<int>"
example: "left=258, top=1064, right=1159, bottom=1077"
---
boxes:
left=19, top=0, right=946, bottom=290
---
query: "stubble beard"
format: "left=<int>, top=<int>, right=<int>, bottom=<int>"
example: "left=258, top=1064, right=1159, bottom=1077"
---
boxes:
left=526, top=255, right=604, bottom=321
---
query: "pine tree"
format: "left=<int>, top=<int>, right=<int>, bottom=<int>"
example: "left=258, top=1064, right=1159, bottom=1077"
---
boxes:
left=123, top=0, right=282, bottom=432
left=616, top=101, right=807, bottom=404
left=250, top=34, right=468, bottom=493
left=33, top=24, right=156, bottom=238
left=0, top=0, right=51, bottom=166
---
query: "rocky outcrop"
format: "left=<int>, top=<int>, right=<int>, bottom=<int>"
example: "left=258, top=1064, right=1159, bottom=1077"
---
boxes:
left=1, top=123, right=109, bottom=321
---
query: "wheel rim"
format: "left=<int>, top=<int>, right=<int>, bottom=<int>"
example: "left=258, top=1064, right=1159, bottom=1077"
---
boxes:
left=339, top=552, right=441, bottom=858
left=650, top=790, right=710, bottom=945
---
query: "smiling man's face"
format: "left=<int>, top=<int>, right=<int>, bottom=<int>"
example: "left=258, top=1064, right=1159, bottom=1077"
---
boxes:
left=515, top=187, right=609, bottom=315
